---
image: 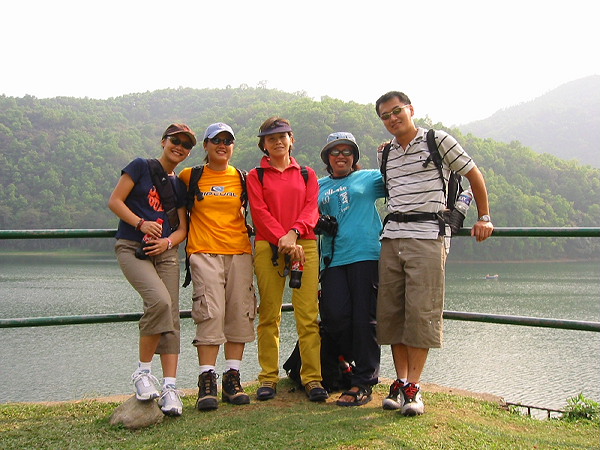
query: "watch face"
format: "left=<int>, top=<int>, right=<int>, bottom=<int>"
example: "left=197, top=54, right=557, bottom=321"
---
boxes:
left=479, top=215, right=491, bottom=222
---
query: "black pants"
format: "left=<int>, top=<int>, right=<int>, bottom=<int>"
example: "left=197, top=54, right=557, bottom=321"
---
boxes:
left=319, top=260, right=380, bottom=389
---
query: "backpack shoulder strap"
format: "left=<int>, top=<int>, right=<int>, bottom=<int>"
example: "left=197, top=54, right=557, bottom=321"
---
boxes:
left=256, top=166, right=308, bottom=186
left=300, top=166, right=309, bottom=185
left=423, top=129, right=464, bottom=207
left=186, top=165, right=205, bottom=213
left=379, top=142, right=392, bottom=198
left=236, top=168, right=248, bottom=209
left=255, top=167, right=264, bottom=185
left=182, top=164, right=205, bottom=289
left=422, top=131, right=450, bottom=236
left=147, top=158, right=179, bottom=231
left=424, top=129, right=447, bottom=197
left=237, top=168, right=254, bottom=235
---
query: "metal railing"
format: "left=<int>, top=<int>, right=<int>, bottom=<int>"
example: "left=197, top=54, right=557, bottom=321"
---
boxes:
left=1, top=227, right=599, bottom=332
left=505, top=401, right=565, bottom=419
left=2, top=306, right=599, bottom=331
left=1, top=226, right=599, bottom=240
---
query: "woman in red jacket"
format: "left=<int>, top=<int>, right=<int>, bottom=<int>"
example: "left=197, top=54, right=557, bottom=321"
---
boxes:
left=247, top=117, right=328, bottom=402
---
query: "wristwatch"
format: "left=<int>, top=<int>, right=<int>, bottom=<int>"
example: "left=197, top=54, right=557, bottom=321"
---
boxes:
left=478, top=215, right=491, bottom=222
left=291, top=228, right=301, bottom=238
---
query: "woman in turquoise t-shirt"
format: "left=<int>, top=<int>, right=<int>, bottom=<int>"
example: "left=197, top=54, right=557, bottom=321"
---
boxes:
left=317, top=132, right=386, bottom=407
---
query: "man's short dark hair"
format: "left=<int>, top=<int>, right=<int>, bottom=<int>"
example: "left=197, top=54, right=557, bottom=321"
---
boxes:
left=375, top=91, right=412, bottom=116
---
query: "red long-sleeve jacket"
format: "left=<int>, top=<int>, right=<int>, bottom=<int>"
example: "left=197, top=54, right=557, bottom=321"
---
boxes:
left=247, top=156, right=319, bottom=246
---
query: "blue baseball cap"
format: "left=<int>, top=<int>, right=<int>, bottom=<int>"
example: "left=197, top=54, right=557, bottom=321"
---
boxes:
left=203, top=122, right=235, bottom=140
left=320, top=132, right=360, bottom=165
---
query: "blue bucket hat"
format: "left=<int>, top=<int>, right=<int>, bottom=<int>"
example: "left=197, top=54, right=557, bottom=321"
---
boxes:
left=320, top=132, right=360, bottom=165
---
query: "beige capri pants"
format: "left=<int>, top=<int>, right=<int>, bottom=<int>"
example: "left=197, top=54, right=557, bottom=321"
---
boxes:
left=115, top=239, right=181, bottom=354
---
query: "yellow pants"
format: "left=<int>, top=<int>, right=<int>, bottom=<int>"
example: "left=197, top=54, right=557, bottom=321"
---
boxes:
left=254, top=239, right=322, bottom=385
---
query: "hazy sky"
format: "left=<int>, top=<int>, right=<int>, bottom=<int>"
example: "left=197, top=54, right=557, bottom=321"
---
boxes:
left=2, top=1, right=598, bottom=126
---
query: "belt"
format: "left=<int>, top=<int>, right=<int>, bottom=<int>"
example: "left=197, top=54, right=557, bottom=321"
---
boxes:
left=383, top=212, right=446, bottom=236
left=384, top=212, right=439, bottom=223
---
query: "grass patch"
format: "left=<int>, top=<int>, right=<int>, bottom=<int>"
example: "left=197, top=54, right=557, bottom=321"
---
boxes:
left=1, top=379, right=598, bottom=450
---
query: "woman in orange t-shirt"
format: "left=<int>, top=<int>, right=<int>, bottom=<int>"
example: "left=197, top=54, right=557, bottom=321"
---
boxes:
left=179, top=122, right=256, bottom=411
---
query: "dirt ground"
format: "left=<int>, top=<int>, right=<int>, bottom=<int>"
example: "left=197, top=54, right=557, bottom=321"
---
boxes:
left=34, top=378, right=503, bottom=408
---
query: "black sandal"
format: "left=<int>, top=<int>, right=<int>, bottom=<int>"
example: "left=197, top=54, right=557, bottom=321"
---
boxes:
left=336, top=386, right=372, bottom=407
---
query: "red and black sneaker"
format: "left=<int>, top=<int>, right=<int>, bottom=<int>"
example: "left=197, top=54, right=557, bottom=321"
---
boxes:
left=400, top=382, right=424, bottom=416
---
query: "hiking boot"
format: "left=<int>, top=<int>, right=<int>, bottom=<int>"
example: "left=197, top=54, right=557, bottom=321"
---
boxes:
left=222, top=369, right=250, bottom=405
left=400, top=382, right=424, bottom=416
left=305, top=381, right=329, bottom=402
left=382, top=379, right=404, bottom=410
left=158, top=385, right=184, bottom=416
left=196, top=370, right=219, bottom=411
left=131, top=369, right=159, bottom=401
left=256, top=381, right=277, bottom=401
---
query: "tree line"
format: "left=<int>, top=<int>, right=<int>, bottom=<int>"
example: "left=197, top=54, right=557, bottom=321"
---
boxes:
left=1, top=87, right=599, bottom=260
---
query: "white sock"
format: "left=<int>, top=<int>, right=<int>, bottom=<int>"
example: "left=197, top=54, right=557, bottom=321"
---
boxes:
left=400, top=378, right=408, bottom=386
left=163, top=377, right=176, bottom=388
left=199, top=365, right=215, bottom=374
left=226, top=359, right=241, bottom=372
left=138, top=361, right=152, bottom=372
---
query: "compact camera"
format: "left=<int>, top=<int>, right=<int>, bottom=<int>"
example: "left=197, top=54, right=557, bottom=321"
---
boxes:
left=314, top=215, right=338, bottom=237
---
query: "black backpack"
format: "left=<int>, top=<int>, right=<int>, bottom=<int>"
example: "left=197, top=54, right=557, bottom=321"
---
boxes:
left=283, top=328, right=354, bottom=393
left=379, top=129, right=464, bottom=234
left=182, top=165, right=251, bottom=288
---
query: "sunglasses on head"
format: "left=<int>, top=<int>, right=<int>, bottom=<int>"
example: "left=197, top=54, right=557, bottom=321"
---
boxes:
left=380, top=104, right=411, bottom=121
left=167, top=136, right=194, bottom=150
left=209, top=137, right=234, bottom=146
left=329, top=148, right=354, bottom=157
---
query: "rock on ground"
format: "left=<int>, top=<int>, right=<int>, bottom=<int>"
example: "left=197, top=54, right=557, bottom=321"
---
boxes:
left=109, top=395, right=164, bottom=429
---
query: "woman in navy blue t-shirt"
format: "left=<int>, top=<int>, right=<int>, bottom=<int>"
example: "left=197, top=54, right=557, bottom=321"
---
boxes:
left=108, top=123, right=195, bottom=416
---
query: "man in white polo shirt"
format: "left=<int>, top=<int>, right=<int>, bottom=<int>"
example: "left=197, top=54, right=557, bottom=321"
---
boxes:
left=375, top=91, right=493, bottom=416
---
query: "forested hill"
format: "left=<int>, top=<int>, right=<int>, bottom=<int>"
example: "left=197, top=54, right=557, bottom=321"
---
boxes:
left=1, top=87, right=599, bottom=260
left=460, top=75, right=600, bottom=168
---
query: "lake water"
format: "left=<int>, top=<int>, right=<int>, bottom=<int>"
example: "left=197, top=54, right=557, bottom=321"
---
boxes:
left=0, top=254, right=598, bottom=413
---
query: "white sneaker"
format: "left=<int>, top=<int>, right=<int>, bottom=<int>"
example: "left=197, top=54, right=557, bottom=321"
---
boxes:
left=382, top=379, right=404, bottom=410
left=131, top=370, right=159, bottom=401
left=400, top=383, right=424, bottom=416
left=158, top=385, right=184, bottom=416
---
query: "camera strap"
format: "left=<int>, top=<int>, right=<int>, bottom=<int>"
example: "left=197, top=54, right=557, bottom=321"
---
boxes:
left=318, top=234, right=336, bottom=282
left=269, top=243, right=291, bottom=277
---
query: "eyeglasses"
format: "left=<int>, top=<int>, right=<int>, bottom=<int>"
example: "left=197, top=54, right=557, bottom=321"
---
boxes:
left=167, top=136, right=194, bottom=150
left=209, top=137, right=234, bottom=146
left=380, top=104, right=411, bottom=121
left=329, top=148, right=354, bottom=156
